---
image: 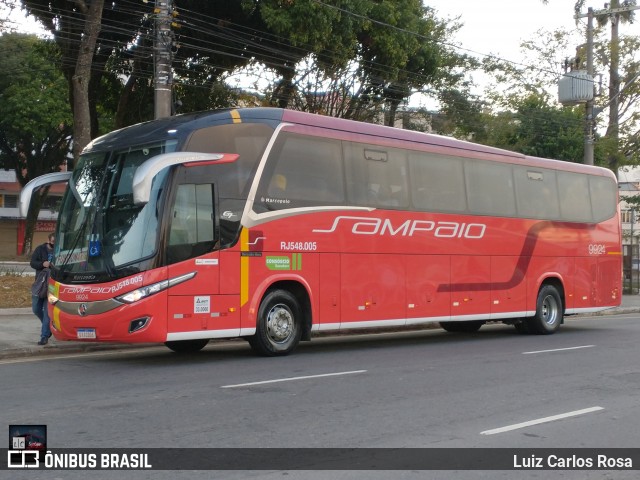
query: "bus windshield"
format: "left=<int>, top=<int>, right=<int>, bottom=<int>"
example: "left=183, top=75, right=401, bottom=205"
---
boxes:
left=54, top=141, right=178, bottom=279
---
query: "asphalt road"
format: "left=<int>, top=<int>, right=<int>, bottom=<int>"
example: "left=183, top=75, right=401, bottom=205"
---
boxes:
left=2, top=314, right=640, bottom=479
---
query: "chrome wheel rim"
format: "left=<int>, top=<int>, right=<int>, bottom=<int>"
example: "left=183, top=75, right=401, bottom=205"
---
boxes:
left=266, top=303, right=294, bottom=344
left=541, top=295, right=559, bottom=326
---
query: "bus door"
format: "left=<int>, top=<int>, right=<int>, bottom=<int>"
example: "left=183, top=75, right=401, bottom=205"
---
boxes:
left=164, top=170, right=237, bottom=337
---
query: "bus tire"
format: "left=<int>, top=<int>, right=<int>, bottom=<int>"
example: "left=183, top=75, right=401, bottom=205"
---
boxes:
left=165, top=339, right=209, bottom=353
left=249, top=289, right=302, bottom=356
left=527, top=284, right=563, bottom=334
left=440, top=321, right=484, bottom=333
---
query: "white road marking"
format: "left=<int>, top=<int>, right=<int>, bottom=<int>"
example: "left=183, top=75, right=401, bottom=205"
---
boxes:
left=522, top=345, right=595, bottom=355
left=221, top=370, right=368, bottom=389
left=480, top=406, right=604, bottom=435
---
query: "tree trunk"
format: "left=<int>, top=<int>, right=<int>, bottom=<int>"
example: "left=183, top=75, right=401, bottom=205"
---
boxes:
left=606, top=5, right=620, bottom=174
left=386, top=101, right=399, bottom=127
left=71, top=0, right=105, bottom=161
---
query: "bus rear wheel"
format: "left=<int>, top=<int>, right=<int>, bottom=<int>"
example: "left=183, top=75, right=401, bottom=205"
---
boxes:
left=440, top=321, right=484, bottom=333
left=165, top=339, right=209, bottom=353
left=523, top=284, right=563, bottom=335
left=249, top=290, right=302, bottom=356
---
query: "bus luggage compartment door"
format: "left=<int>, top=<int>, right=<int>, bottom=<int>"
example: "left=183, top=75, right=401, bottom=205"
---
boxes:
left=166, top=254, right=239, bottom=337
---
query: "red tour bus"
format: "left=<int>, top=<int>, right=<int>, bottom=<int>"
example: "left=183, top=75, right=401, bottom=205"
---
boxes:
left=20, top=108, right=622, bottom=355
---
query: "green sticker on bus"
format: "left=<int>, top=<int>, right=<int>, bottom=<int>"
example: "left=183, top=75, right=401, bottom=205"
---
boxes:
left=266, top=256, right=290, bottom=270
left=266, top=254, right=302, bottom=271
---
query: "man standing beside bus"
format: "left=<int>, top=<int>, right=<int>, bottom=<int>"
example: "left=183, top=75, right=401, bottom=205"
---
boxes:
left=30, top=233, right=55, bottom=345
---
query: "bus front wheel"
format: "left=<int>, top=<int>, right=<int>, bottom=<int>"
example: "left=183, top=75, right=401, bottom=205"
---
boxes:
left=249, top=290, right=302, bottom=356
left=165, top=339, right=209, bottom=353
left=525, top=284, right=563, bottom=335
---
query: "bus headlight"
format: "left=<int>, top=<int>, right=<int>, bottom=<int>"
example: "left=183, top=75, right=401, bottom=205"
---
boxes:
left=117, top=280, right=168, bottom=304
left=115, top=272, right=196, bottom=304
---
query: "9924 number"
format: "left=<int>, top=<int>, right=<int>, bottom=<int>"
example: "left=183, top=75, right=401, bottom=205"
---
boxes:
left=588, top=244, right=606, bottom=255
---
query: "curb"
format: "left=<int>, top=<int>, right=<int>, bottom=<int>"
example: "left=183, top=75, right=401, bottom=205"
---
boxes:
left=0, top=308, right=33, bottom=316
left=0, top=341, right=159, bottom=360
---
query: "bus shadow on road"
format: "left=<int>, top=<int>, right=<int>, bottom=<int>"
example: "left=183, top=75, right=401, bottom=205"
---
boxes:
left=93, top=321, right=606, bottom=366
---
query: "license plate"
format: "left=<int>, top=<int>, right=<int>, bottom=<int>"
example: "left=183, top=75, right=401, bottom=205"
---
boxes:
left=77, top=328, right=96, bottom=339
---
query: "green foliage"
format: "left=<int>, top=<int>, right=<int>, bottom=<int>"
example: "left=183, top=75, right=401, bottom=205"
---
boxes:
left=0, top=33, right=72, bottom=180
left=478, top=94, right=588, bottom=163
left=0, top=33, right=72, bottom=254
left=481, top=22, right=640, bottom=170
left=247, top=0, right=469, bottom=123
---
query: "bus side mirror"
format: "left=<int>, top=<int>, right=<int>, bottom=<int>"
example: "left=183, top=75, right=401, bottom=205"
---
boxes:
left=19, top=172, right=73, bottom=218
left=132, top=152, right=238, bottom=205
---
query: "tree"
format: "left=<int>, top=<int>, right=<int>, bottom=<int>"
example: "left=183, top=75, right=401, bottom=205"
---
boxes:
left=481, top=94, right=587, bottom=162
left=247, top=0, right=470, bottom=125
left=589, top=0, right=639, bottom=173
left=69, top=0, right=105, bottom=160
left=18, top=0, right=470, bottom=150
left=21, top=0, right=273, bottom=136
left=0, top=34, right=72, bottom=254
left=20, top=0, right=107, bottom=159
left=480, top=27, right=610, bottom=164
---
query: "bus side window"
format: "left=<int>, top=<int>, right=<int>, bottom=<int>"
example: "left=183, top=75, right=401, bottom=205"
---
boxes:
left=514, top=167, right=561, bottom=220
left=408, top=153, right=466, bottom=213
left=344, top=143, right=408, bottom=209
left=557, top=172, right=592, bottom=222
left=589, top=176, right=617, bottom=222
left=257, top=132, right=344, bottom=210
left=465, top=159, right=516, bottom=217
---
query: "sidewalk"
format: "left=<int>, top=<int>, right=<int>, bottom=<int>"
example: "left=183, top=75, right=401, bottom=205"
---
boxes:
left=1, top=296, right=640, bottom=360
left=0, top=307, right=158, bottom=360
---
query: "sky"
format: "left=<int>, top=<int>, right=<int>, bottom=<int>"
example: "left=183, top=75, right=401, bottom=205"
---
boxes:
left=425, top=0, right=587, bottom=62
left=411, top=0, right=640, bottom=107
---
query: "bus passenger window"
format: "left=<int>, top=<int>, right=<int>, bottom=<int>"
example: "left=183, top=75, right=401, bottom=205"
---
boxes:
left=344, top=142, right=408, bottom=209
left=268, top=174, right=287, bottom=196
left=465, top=160, right=516, bottom=217
left=514, top=167, right=560, bottom=220
left=409, top=154, right=466, bottom=213
left=590, top=176, right=617, bottom=222
left=557, top=172, right=592, bottom=222
left=256, top=132, right=344, bottom=211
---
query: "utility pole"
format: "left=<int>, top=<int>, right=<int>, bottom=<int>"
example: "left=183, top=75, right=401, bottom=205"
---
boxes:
left=154, top=0, right=173, bottom=119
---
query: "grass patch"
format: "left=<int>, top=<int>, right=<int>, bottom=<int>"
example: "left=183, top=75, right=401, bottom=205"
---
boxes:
left=0, top=275, right=33, bottom=308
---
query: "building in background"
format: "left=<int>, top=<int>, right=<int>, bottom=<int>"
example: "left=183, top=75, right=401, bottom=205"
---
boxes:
left=0, top=169, right=64, bottom=258
left=619, top=168, right=640, bottom=292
